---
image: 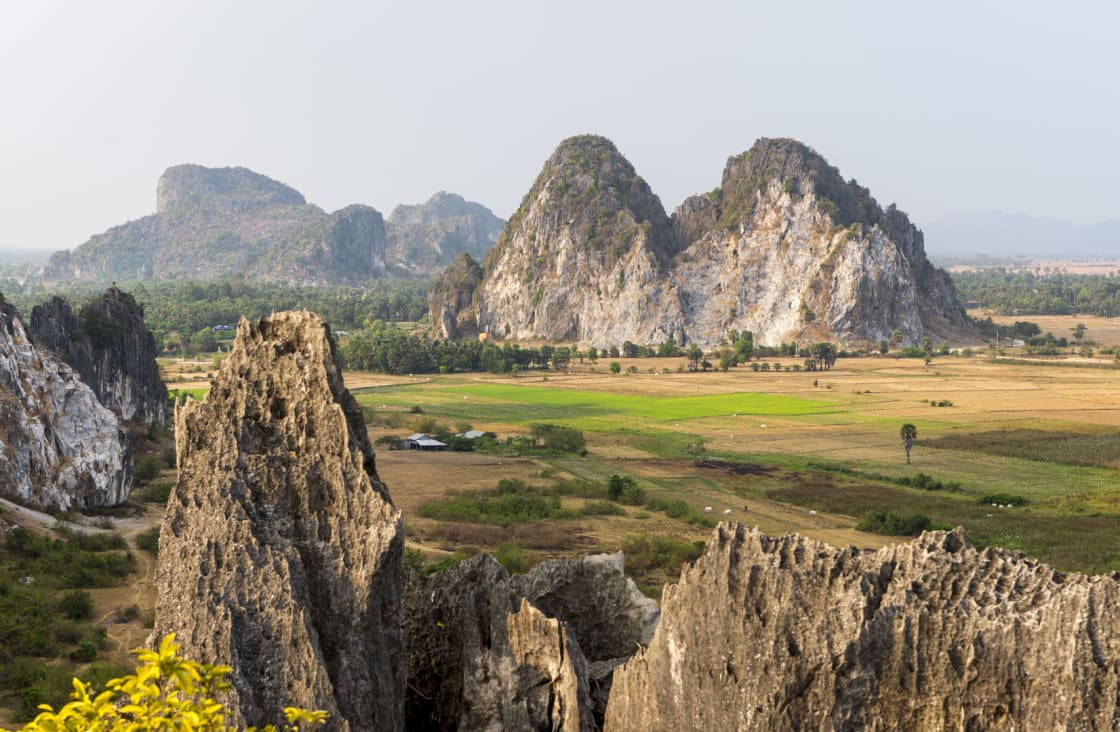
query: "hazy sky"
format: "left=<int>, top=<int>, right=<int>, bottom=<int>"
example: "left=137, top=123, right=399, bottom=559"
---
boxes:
left=1, top=1, right=1117, bottom=250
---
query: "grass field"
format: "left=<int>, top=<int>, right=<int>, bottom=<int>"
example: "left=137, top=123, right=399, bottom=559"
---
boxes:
left=353, top=352, right=1120, bottom=575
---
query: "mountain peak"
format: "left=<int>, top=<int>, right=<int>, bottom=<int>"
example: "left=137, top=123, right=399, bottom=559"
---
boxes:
left=155, top=164, right=306, bottom=215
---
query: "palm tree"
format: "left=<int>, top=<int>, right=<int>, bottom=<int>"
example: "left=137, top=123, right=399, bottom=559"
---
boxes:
left=900, top=423, right=917, bottom=464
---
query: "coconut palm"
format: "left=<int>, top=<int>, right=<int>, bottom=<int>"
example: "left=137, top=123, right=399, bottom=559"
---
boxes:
left=900, top=423, right=917, bottom=464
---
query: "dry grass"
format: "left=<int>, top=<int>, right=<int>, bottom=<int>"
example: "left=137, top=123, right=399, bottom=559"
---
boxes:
left=353, top=352, right=1120, bottom=572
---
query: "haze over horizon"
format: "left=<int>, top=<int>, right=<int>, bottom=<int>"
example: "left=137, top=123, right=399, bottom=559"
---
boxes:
left=1, top=1, right=1117, bottom=252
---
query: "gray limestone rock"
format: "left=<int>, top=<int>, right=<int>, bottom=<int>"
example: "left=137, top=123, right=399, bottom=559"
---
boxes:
left=29, top=286, right=167, bottom=424
left=404, top=551, right=659, bottom=731
left=427, top=252, right=483, bottom=340
left=0, top=301, right=132, bottom=510
left=605, top=524, right=1120, bottom=731
left=388, top=191, right=504, bottom=275
left=152, top=310, right=404, bottom=731
left=451, top=135, right=974, bottom=349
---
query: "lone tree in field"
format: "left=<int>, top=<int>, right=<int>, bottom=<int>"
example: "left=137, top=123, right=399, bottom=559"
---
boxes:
left=900, top=423, right=917, bottom=464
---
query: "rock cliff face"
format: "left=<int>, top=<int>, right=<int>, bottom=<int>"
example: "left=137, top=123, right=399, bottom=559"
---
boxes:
left=477, top=135, right=686, bottom=345
left=152, top=311, right=404, bottom=731
left=388, top=191, right=505, bottom=275
left=605, top=524, right=1120, bottom=731
left=427, top=252, right=483, bottom=340
left=38, top=166, right=502, bottom=285
left=450, top=136, right=972, bottom=348
left=403, top=551, right=658, bottom=730
left=671, top=139, right=968, bottom=347
left=29, top=287, right=167, bottom=424
left=0, top=300, right=132, bottom=510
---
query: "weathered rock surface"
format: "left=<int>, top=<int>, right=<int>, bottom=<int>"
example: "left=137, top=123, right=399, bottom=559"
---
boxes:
left=152, top=310, right=404, bottom=731
left=38, top=166, right=502, bottom=285
left=476, top=135, right=686, bottom=346
left=0, top=300, right=132, bottom=510
left=404, top=551, right=658, bottom=730
left=427, top=252, right=483, bottom=340
left=451, top=135, right=974, bottom=348
left=605, top=524, right=1120, bottom=731
left=388, top=191, right=504, bottom=275
left=29, top=287, right=167, bottom=424
left=671, top=138, right=969, bottom=347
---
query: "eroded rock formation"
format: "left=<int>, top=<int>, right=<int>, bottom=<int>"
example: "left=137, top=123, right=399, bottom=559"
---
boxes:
left=0, top=300, right=132, bottom=510
left=38, top=167, right=503, bottom=285
left=477, top=135, right=686, bottom=346
left=605, top=524, right=1120, bottom=731
left=428, top=252, right=483, bottom=340
left=152, top=310, right=404, bottom=731
left=388, top=191, right=504, bottom=275
left=404, top=552, right=658, bottom=730
left=29, top=286, right=167, bottom=424
left=446, top=135, right=974, bottom=349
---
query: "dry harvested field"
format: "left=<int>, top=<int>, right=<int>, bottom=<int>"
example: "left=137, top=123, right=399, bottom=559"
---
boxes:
left=985, top=312, right=1120, bottom=347
left=354, top=353, right=1120, bottom=574
left=948, top=259, right=1120, bottom=276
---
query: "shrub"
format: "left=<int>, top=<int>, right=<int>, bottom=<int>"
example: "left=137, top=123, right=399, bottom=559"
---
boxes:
left=141, top=481, right=174, bottom=503
left=495, top=543, right=525, bottom=573
left=856, top=510, right=932, bottom=536
left=621, top=534, right=706, bottom=575
left=528, top=423, right=586, bottom=453
left=69, top=638, right=99, bottom=662
left=579, top=500, right=625, bottom=517
left=136, top=526, right=160, bottom=557
left=23, top=634, right=328, bottom=730
left=134, top=455, right=162, bottom=482
left=980, top=493, right=1029, bottom=507
left=57, top=590, right=93, bottom=621
left=114, top=604, right=141, bottom=623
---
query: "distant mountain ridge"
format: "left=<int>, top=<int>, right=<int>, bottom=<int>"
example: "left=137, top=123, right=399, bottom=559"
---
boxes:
left=387, top=192, right=504, bottom=275
left=36, top=165, right=504, bottom=285
left=924, top=212, right=1120, bottom=259
left=439, top=135, right=972, bottom=348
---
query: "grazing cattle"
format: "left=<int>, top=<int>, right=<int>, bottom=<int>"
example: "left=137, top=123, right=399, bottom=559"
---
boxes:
left=808, top=510, right=818, bottom=517
left=704, top=506, right=713, bottom=513
left=722, top=509, right=732, bottom=515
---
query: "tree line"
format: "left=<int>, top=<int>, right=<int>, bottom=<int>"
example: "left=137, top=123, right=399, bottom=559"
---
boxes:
left=950, top=269, right=1120, bottom=316
left=3, top=275, right=431, bottom=354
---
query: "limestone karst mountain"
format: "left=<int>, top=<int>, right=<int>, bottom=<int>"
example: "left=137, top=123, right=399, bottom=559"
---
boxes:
left=387, top=191, right=504, bottom=275
left=152, top=311, right=405, bottom=730
left=37, top=165, right=503, bottom=285
left=29, top=286, right=167, bottom=424
left=477, top=135, right=686, bottom=346
left=438, top=135, right=975, bottom=348
left=0, top=299, right=133, bottom=510
left=604, top=524, right=1120, bottom=731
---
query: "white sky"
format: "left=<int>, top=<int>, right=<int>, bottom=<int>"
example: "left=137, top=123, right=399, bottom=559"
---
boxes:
left=1, top=0, right=1117, bottom=250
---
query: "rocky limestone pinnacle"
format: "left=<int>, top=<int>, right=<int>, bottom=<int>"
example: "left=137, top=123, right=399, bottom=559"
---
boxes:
left=152, top=310, right=404, bottom=731
left=605, top=523, right=1120, bottom=731
left=29, top=287, right=168, bottom=424
left=0, top=300, right=133, bottom=510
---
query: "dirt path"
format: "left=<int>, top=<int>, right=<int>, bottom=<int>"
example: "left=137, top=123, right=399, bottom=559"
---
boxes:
left=95, top=516, right=160, bottom=658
